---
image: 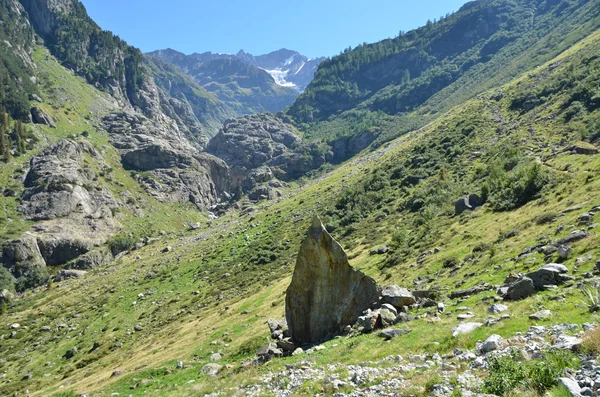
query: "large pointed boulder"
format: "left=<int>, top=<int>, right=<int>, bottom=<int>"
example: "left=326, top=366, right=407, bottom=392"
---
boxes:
left=285, top=216, right=380, bottom=346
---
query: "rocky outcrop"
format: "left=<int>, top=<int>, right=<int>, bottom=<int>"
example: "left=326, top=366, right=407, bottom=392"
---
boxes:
left=455, top=194, right=484, bottom=215
left=30, top=106, right=56, bottom=128
left=285, top=216, right=380, bottom=346
left=1, top=234, right=46, bottom=278
left=104, top=112, right=231, bottom=209
left=1, top=140, right=121, bottom=288
left=19, top=140, right=118, bottom=221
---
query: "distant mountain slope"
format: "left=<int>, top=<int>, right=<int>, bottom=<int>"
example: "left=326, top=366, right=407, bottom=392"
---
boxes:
left=236, top=49, right=326, bottom=92
left=148, top=48, right=309, bottom=115
left=18, top=0, right=234, bottom=139
left=150, top=48, right=325, bottom=93
left=289, top=0, right=600, bottom=145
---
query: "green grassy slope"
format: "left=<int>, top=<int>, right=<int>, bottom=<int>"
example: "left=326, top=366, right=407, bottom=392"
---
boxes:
left=2, top=23, right=600, bottom=397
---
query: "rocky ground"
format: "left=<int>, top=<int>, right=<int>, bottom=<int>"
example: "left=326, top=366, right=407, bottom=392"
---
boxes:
left=202, top=322, right=594, bottom=397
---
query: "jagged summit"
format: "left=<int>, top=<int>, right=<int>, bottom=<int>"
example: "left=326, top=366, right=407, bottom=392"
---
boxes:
left=149, top=47, right=326, bottom=92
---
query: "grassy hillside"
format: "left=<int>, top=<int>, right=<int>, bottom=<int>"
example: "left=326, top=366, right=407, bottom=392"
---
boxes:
left=2, top=21, right=600, bottom=397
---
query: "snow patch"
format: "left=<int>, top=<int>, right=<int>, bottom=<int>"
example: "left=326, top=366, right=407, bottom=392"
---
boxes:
left=263, top=68, right=297, bottom=88
left=285, top=54, right=296, bottom=65
left=295, top=62, right=306, bottom=75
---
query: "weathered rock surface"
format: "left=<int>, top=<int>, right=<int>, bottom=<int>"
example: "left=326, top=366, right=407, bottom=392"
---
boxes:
left=455, top=194, right=483, bottom=215
left=285, top=216, right=380, bottom=345
left=19, top=140, right=118, bottom=221
left=381, top=285, right=416, bottom=308
left=502, top=277, right=536, bottom=301
left=1, top=233, right=46, bottom=277
left=452, top=322, right=483, bottom=337
left=30, top=106, right=55, bottom=128
left=2, top=140, right=121, bottom=288
left=104, top=112, right=230, bottom=210
left=526, top=265, right=571, bottom=290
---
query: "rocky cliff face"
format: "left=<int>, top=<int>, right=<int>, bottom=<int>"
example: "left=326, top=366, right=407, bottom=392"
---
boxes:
left=2, top=139, right=121, bottom=286
left=206, top=113, right=330, bottom=198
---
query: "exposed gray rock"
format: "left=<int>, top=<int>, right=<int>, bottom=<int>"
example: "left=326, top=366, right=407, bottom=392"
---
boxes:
left=478, top=334, right=504, bottom=354
left=455, top=194, right=483, bottom=215
left=559, top=377, right=582, bottom=396
left=503, top=277, right=536, bottom=301
left=529, top=310, right=553, bottom=320
left=553, top=334, right=582, bottom=351
left=450, top=283, right=493, bottom=299
left=201, top=363, right=223, bottom=377
left=488, top=304, right=508, bottom=314
left=19, top=140, right=118, bottom=221
left=257, top=343, right=283, bottom=359
left=356, top=310, right=379, bottom=333
left=1, top=234, right=46, bottom=277
left=68, top=248, right=113, bottom=270
left=381, top=285, right=416, bottom=308
left=285, top=216, right=380, bottom=345
left=379, top=308, right=397, bottom=327
left=452, top=322, right=483, bottom=337
left=526, top=266, right=571, bottom=290
left=30, top=106, right=55, bottom=128
left=377, top=328, right=412, bottom=340
left=57, top=269, right=87, bottom=280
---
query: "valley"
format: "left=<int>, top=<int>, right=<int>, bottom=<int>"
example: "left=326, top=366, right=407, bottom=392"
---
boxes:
left=1, top=0, right=600, bottom=396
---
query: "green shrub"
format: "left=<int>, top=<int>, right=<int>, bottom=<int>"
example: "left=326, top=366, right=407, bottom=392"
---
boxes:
left=0, top=266, right=15, bottom=292
left=488, top=162, right=548, bottom=211
left=107, top=234, right=138, bottom=255
left=482, top=350, right=578, bottom=396
left=533, top=211, right=559, bottom=225
left=15, top=267, right=49, bottom=293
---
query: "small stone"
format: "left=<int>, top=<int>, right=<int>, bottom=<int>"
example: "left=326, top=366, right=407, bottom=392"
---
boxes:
left=478, top=334, right=504, bottom=354
left=488, top=304, right=508, bottom=314
left=378, top=329, right=412, bottom=340
left=201, top=363, right=222, bottom=377
left=452, top=323, right=483, bottom=337
left=559, top=377, right=582, bottom=396
left=529, top=310, right=552, bottom=320
left=210, top=353, right=222, bottom=361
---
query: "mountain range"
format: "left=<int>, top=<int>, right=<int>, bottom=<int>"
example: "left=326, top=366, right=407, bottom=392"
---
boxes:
left=1, top=0, right=600, bottom=395
left=146, top=48, right=325, bottom=118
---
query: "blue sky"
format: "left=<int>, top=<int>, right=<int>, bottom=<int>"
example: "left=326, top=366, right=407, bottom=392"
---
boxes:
left=80, top=0, right=471, bottom=58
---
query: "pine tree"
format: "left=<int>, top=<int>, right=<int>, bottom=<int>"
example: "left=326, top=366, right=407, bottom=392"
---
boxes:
left=0, top=108, right=10, bottom=161
left=15, top=120, right=25, bottom=155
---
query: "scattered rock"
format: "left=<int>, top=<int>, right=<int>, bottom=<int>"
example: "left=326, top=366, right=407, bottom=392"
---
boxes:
left=30, top=106, right=56, bottom=128
left=529, top=310, right=553, bottom=320
left=503, top=277, right=536, bottom=301
left=488, top=304, right=508, bottom=314
left=553, top=334, right=582, bottom=351
left=377, top=329, right=412, bottom=340
left=210, top=353, right=222, bottom=361
left=455, top=194, right=483, bottom=215
left=64, top=347, right=78, bottom=359
left=559, top=377, right=582, bottom=396
left=478, top=334, right=504, bottom=354
left=381, top=285, right=416, bottom=308
left=201, top=363, right=222, bottom=377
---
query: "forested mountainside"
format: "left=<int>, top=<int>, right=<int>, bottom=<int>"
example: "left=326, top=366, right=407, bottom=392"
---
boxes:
left=289, top=0, right=600, bottom=145
left=1, top=0, right=600, bottom=396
